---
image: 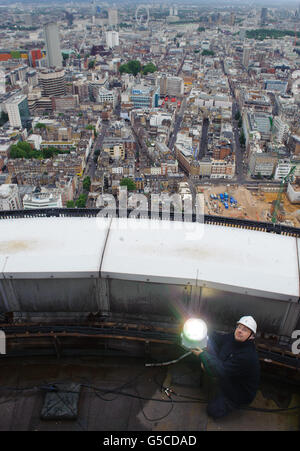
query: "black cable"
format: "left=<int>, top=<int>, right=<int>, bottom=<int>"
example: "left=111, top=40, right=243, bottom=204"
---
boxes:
left=135, top=385, right=174, bottom=422
left=0, top=381, right=300, bottom=414
left=81, top=383, right=203, bottom=403
left=92, top=368, right=147, bottom=402
left=145, top=351, right=192, bottom=367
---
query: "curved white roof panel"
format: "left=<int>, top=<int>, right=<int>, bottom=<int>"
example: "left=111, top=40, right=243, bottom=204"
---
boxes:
left=0, top=217, right=111, bottom=278
left=0, top=216, right=298, bottom=301
left=101, top=218, right=299, bottom=302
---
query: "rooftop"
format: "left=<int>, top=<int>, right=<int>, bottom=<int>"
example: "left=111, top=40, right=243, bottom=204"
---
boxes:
left=0, top=212, right=298, bottom=305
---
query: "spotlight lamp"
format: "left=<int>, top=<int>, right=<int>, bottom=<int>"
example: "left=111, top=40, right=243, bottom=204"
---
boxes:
left=145, top=317, right=208, bottom=368
left=181, top=318, right=208, bottom=350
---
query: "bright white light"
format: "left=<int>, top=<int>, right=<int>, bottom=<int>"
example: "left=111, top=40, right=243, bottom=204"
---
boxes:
left=183, top=318, right=207, bottom=342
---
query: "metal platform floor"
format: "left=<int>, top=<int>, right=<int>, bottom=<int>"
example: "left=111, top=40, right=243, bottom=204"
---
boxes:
left=0, top=355, right=299, bottom=432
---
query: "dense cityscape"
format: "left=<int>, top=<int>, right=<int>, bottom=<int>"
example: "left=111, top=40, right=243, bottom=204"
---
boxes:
left=0, top=1, right=300, bottom=225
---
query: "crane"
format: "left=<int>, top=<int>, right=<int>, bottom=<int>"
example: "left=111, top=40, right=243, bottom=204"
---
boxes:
left=66, top=27, right=88, bottom=69
left=271, top=165, right=296, bottom=224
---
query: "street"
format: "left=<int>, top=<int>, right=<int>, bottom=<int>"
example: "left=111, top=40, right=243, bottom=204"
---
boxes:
left=198, top=117, right=209, bottom=160
left=168, top=96, right=187, bottom=150
left=232, top=100, right=245, bottom=184
left=84, top=122, right=108, bottom=179
left=74, top=122, right=108, bottom=200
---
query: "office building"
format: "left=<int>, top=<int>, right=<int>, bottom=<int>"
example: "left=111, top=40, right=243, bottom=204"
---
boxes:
left=106, top=31, right=119, bottom=48
left=95, top=88, right=117, bottom=108
left=274, top=159, right=292, bottom=181
left=242, top=46, right=251, bottom=68
left=230, top=12, right=235, bottom=26
left=89, top=78, right=109, bottom=101
left=44, top=22, right=63, bottom=68
left=39, top=68, right=66, bottom=97
left=264, top=80, right=288, bottom=95
left=249, top=150, right=277, bottom=177
left=29, top=49, right=43, bottom=68
left=0, top=184, right=21, bottom=210
left=23, top=14, right=33, bottom=27
left=261, top=8, right=268, bottom=25
left=23, top=190, right=63, bottom=209
left=108, top=8, right=118, bottom=26
left=287, top=182, right=300, bottom=203
left=51, top=95, right=79, bottom=111
left=130, top=85, right=160, bottom=109
left=272, top=117, right=289, bottom=143
left=158, top=74, right=184, bottom=97
left=103, top=144, right=125, bottom=161
left=4, top=94, right=30, bottom=128
left=26, top=70, right=39, bottom=87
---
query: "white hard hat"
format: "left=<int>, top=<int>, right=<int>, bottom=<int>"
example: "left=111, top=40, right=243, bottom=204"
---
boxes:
left=237, top=316, right=257, bottom=334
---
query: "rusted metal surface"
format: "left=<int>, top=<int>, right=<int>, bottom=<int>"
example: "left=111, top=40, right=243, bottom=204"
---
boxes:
left=1, top=320, right=300, bottom=377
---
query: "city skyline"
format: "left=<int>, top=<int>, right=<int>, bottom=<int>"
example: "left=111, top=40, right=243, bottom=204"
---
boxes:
left=0, top=1, right=299, bottom=221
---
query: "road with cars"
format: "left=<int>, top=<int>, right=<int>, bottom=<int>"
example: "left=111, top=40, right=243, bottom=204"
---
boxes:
left=84, top=122, right=108, bottom=180
left=197, top=117, right=209, bottom=160
left=168, top=96, right=187, bottom=150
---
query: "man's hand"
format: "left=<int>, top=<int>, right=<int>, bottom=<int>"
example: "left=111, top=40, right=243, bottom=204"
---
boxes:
left=192, top=347, right=203, bottom=357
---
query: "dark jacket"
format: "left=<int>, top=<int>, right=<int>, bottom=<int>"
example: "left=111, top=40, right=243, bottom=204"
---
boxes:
left=200, top=331, right=260, bottom=407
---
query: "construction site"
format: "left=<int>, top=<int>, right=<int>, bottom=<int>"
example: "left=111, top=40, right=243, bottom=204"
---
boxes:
left=198, top=184, right=300, bottom=227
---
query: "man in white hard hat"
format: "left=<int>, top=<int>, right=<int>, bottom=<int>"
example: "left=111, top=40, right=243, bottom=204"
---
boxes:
left=193, top=316, right=260, bottom=420
left=235, top=316, right=257, bottom=342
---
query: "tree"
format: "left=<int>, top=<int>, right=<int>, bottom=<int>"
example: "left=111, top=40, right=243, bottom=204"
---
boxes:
left=75, top=193, right=87, bottom=208
left=202, top=50, right=215, bottom=56
left=42, top=147, right=55, bottom=159
left=239, top=131, right=246, bottom=147
left=83, top=176, right=91, bottom=192
left=119, top=63, right=129, bottom=74
left=246, top=28, right=300, bottom=41
left=119, top=60, right=142, bottom=76
left=269, top=117, right=273, bottom=129
left=67, top=200, right=75, bottom=208
left=17, top=141, right=32, bottom=153
left=34, top=122, right=46, bottom=130
left=0, top=112, right=9, bottom=126
left=86, top=124, right=95, bottom=130
left=127, top=60, right=141, bottom=76
left=142, top=63, right=157, bottom=75
left=10, top=145, right=26, bottom=159
left=10, top=142, right=33, bottom=158
left=120, top=177, right=136, bottom=191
